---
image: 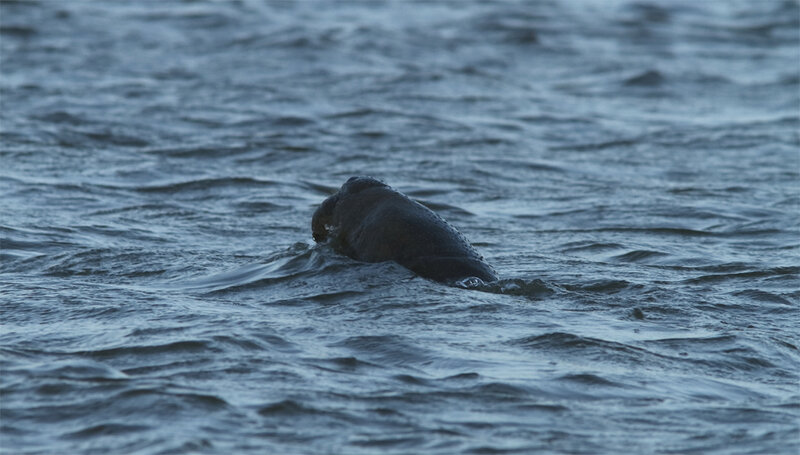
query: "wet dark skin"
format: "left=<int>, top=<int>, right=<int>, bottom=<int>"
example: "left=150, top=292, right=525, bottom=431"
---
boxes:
left=312, top=176, right=498, bottom=284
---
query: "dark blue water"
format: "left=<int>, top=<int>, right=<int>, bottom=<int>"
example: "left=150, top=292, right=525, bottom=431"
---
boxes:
left=2, top=1, right=799, bottom=454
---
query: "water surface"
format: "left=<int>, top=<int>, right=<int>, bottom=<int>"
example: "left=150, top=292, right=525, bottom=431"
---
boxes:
left=1, top=1, right=799, bottom=454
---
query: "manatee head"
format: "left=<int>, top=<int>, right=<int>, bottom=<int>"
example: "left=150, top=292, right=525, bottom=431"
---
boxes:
left=339, top=176, right=388, bottom=196
left=311, top=176, right=388, bottom=242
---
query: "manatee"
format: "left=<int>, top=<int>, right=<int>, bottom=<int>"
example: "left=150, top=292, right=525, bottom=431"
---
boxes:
left=312, top=176, right=497, bottom=284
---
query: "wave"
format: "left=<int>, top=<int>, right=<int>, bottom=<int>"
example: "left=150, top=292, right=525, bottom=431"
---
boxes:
left=174, top=245, right=337, bottom=295
left=329, top=335, right=436, bottom=368
left=134, top=177, right=279, bottom=194
left=683, top=266, right=798, bottom=284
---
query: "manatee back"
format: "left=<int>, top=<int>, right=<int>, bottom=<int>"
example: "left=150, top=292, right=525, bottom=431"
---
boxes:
left=319, top=176, right=498, bottom=283
left=343, top=188, right=496, bottom=281
left=401, top=255, right=498, bottom=283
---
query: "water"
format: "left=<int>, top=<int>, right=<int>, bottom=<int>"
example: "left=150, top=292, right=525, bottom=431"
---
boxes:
left=1, top=0, right=798, bottom=453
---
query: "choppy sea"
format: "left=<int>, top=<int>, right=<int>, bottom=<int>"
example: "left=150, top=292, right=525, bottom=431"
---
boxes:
left=1, top=1, right=799, bottom=454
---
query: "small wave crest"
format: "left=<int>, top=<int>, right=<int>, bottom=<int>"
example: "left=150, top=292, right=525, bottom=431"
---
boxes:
left=473, top=278, right=556, bottom=299
left=173, top=243, right=333, bottom=294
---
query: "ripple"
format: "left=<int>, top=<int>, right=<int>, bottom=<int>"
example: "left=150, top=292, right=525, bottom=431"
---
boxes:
left=348, top=435, right=427, bottom=449
left=612, top=249, right=669, bottom=263
left=563, top=279, right=635, bottom=294
left=143, top=144, right=259, bottom=159
left=62, top=422, right=149, bottom=439
left=42, top=248, right=167, bottom=278
left=473, top=11, right=542, bottom=45
left=467, top=382, right=532, bottom=399
left=512, top=332, right=628, bottom=351
left=33, top=111, right=86, bottom=125
left=485, top=278, right=555, bottom=298
left=0, top=25, right=37, bottom=37
left=181, top=247, right=337, bottom=294
left=550, top=139, right=638, bottom=152
left=59, top=128, right=150, bottom=148
left=255, top=399, right=362, bottom=427
left=257, top=399, right=318, bottom=416
left=135, top=177, right=279, bottom=194
left=683, top=266, right=799, bottom=284
left=14, top=358, right=128, bottom=381
left=79, top=340, right=214, bottom=361
left=731, top=289, right=793, bottom=305
left=329, top=335, right=435, bottom=367
left=441, top=372, right=481, bottom=382
left=392, top=374, right=430, bottom=386
left=307, top=356, right=380, bottom=373
left=115, top=388, right=231, bottom=411
left=624, top=69, right=666, bottom=87
left=558, top=373, right=621, bottom=387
